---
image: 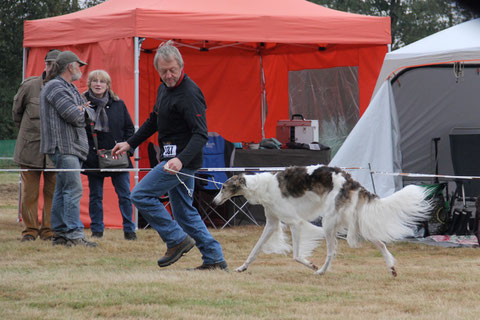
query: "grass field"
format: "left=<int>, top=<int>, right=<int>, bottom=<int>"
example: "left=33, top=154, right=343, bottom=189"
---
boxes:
left=1, top=172, right=480, bottom=319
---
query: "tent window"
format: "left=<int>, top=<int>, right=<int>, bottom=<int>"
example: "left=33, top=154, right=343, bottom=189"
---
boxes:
left=288, top=67, right=359, bottom=156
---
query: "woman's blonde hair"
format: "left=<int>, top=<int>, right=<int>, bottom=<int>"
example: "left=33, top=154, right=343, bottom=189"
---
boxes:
left=87, top=69, right=119, bottom=100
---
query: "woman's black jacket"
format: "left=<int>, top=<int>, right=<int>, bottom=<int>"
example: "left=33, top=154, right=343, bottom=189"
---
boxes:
left=82, top=91, right=135, bottom=173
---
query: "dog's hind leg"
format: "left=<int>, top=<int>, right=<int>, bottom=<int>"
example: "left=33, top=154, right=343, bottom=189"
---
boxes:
left=373, top=240, right=397, bottom=277
left=290, top=220, right=324, bottom=271
left=236, top=216, right=280, bottom=272
left=315, top=227, right=338, bottom=275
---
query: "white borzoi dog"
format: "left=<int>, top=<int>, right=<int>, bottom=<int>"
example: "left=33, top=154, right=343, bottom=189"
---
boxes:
left=213, top=165, right=431, bottom=277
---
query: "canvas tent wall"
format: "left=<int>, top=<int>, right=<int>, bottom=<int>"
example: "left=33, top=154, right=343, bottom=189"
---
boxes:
left=331, top=19, right=480, bottom=197
left=23, top=0, right=390, bottom=228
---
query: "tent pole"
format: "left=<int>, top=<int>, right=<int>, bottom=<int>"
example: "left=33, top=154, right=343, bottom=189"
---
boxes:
left=260, top=54, right=266, bottom=139
left=134, top=36, right=140, bottom=229
left=22, top=48, right=26, bottom=81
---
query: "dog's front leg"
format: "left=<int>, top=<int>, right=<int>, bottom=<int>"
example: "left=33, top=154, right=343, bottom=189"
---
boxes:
left=236, top=216, right=279, bottom=272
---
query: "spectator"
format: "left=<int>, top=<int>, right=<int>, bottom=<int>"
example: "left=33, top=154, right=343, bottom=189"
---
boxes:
left=12, top=49, right=60, bottom=242
left=113, top=41, right=227, bottom=270
left=39, top=51, right=97, bottom=247
left=82, top=70, right=137, bottom=240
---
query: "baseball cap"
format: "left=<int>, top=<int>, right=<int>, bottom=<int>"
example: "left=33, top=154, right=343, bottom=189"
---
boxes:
left=56, top=51, right=87, bottom=69
left=44, top=49, right=61, bottom=62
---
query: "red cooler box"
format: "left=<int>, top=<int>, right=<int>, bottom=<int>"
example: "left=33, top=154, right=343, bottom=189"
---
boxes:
left=276, top=114, right=319, bottom=144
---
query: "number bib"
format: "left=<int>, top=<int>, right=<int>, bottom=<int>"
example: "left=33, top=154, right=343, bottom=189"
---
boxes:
left=163, top=144, right=177, bottom=158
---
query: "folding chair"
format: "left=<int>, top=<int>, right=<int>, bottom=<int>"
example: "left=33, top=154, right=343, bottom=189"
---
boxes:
left=194, top=133, right=233, bottom=228
left=447, top=127, right=480, bottom=235
left=194, top=133, right=260, bottom=228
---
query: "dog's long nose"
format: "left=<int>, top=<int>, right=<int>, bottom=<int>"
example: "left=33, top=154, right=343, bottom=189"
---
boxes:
left=213, top=192, right=225, bottom=205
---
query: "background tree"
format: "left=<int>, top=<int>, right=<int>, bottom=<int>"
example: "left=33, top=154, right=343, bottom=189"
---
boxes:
left=309, top=0, right=479, bottom=49
left=0, top=0, right=478, bottom=140
left=0, top=0, right=103, bottom=140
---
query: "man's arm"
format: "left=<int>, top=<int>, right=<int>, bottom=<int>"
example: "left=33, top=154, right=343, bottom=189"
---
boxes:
left=44, top=83, right=86, bottom=127
left=113, top=108, right=158, bottom=157
left=12, top=83, right=27, bottom=129
left=126, top=108, right=158, bottom=149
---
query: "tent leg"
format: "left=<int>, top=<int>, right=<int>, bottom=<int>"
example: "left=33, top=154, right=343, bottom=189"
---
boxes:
left=368, top=163, right=377, bottom=194
left=260, top=54, right=266, bottom=140
left=134, top=36, right=141, bottom=229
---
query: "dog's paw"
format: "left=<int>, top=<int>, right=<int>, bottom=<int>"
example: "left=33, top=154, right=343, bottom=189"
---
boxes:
left=235, top=265, right=247, bottom=272
left=315, top=268, right=327, bottom=275
left=390, top=267, right=397, bottom=277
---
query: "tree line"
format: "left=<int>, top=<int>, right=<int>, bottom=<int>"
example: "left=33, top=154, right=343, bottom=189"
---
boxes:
left=0, top=0, right=478, bottom=140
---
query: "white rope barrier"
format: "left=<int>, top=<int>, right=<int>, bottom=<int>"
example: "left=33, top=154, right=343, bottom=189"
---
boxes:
left=2, top=166, right=480, bottom=182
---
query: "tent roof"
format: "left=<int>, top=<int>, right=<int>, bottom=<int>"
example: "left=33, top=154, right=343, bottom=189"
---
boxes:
left=24, top=0, right=390, bottom=47
left=372, top=18, right=480, bottom=95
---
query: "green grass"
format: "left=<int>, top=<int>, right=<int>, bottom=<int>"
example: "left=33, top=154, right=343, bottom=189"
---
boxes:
left=0, top=171, right=20, bottom=184
left=1, top=176, right=480, bottom=319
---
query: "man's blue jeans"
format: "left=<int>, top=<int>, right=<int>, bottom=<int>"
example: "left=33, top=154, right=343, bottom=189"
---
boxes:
left=131, top=161, right=225, bottom=265
left=49, top=150, right=85, bottom=240
left=87, top=172, right=135, bottom=233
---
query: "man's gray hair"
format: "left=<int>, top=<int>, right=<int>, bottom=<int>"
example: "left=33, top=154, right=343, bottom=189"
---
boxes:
left=44, top=61, right=76, bottom=83
left=60, top=61, right=76, bottom=74
left=154, top=40, right=184, bottom=70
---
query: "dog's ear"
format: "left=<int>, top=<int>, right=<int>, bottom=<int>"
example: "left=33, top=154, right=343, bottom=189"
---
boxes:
left=224, top=174, right=246, bottom=195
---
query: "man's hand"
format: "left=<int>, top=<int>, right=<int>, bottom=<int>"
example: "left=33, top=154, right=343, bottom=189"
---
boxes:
left=112, top=142, right=131, bottom=158
left=78, top=101, right=91, bottom=111
left=164, top=157, right=183, bottom=174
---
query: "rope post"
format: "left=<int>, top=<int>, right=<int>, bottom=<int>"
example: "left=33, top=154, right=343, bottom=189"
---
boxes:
left=368, top=163, right=377, bottom=194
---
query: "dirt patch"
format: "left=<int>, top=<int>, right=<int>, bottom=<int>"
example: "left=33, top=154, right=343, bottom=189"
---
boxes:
left=0, top=184, right=19, bottom=207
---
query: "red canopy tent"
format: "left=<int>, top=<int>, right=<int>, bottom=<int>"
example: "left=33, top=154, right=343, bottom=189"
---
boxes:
left=23, top=0, right=390, bottom=229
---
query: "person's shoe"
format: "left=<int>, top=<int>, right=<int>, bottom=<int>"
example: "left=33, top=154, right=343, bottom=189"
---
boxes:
left=66, top=238, right=98, bottom=248
left=190, top=261, right=229, bottom=271
left=157, top=235, right=195, bottom=268
left=91, top=231, right=103, bottom=238
left=52, top=234, right=68, bottom=246
left=124, top=232, right=137, bottom=241
left=21, top=234, right=36, bottom=242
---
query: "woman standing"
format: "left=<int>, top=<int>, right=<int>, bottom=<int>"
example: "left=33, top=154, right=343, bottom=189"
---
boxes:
left=83, top=70, right=136, bottom=240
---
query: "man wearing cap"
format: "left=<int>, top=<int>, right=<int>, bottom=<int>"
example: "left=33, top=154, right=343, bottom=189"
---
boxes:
left=40, top=50, right=97, bottom=247
left=12, top=49, right=60, bottom=242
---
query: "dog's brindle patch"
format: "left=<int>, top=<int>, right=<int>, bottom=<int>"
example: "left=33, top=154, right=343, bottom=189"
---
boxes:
left=277, top=166, right=339, bottom=198
left=277, top=166, right=377, bottom=206
left=335, top=171, right=377, bottom=210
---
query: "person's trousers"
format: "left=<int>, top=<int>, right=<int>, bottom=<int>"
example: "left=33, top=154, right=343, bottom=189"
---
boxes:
left=20, top=166, right=56, bottom=239
left=49, top=151, right=85, bottom=240
left=131, top=161, right=225, bottom=265
left=87, top=172, right=135, bottom=233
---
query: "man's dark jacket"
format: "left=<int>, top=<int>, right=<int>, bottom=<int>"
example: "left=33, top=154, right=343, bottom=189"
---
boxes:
left=127, top=74, right=208, bottom=170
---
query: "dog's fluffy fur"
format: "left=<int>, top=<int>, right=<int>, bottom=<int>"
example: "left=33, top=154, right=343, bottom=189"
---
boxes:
left=213, top=165, right=431, bottom=276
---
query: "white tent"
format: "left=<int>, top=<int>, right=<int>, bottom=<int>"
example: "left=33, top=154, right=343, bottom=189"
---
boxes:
left=330, top=18, right=480, bottom=197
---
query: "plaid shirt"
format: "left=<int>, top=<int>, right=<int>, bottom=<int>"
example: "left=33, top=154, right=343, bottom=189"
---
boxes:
left=40, top=76, right=89, bottom=160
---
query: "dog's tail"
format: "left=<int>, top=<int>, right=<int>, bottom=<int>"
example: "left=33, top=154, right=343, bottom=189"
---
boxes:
left=355, top=185, right=431, bottom=243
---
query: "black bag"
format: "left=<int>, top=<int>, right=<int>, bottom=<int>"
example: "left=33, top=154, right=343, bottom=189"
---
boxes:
left=89, top=121, right=129, bottom=169
left=97, top=149, right=129, bottom=169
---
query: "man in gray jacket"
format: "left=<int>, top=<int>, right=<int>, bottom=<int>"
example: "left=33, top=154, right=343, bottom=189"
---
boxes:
left=40, top=51, right=97, bottom=247
left=13, top=49, right=60, bottom=242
